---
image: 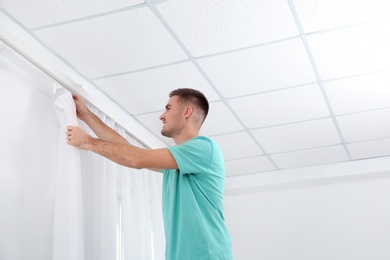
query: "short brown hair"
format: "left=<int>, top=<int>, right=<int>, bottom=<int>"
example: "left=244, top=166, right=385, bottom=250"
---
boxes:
left=169, top=88, right=209, bottom=123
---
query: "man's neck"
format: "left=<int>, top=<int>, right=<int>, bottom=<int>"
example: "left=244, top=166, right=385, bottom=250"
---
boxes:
left=173, top=132, right=198, bottom=145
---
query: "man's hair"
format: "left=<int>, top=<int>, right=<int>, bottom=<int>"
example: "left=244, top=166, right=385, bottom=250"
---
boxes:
left=169, top=88, right=209, bottom=123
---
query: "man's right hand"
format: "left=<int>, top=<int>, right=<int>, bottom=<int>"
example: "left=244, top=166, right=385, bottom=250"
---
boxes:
left=73, top=94, right=91, bottom=122
left=72, top=93, right=130, bottom=145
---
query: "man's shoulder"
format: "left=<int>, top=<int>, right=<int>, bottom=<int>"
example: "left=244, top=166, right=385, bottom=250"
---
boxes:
left=168, top=136, right=219, bottom=160
left=189, top=135, right=216, bottom=145
left=170, top=136, right=212, bottom=148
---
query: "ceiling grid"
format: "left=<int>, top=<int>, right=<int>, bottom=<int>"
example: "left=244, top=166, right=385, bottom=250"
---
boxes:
left=1, top=0, right=389, bottom=176
left=145, top=0, right=280, bottom=170
left=287, top=0, right=352, bottom=160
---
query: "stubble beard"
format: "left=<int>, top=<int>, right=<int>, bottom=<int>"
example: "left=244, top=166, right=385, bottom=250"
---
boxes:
left=161, top=130, right=171, bottom=138
left=161, top=126, right=172, bottom=138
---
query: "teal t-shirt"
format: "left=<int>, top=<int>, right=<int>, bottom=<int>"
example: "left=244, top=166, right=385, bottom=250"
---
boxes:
left=161, top=136, right=233, bottom=260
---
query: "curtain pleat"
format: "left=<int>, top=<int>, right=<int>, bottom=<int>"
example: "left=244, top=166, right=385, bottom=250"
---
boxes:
left=149, top=172, right=165, bottom=260
left=81, top=109, right=118, bottom=260
left=122, top=169, right=152, bottom=260
left=53, top=92, right=84, bottom=260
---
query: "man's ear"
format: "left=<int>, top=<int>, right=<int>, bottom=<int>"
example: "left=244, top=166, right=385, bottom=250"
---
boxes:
left=183, top=106, right=193, bottom=118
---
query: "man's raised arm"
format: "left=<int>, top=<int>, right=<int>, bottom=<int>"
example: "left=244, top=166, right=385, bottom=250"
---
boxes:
left=66, top=125, right=177, bottom=171
left=73, top=94, right=129, bottom=145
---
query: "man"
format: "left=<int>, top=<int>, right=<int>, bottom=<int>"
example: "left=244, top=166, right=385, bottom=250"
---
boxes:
left=67, top=88, right=233, bottom=260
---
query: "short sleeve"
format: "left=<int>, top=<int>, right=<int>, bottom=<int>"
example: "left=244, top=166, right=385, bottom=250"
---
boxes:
left=167, top=137, right=213, bottom=175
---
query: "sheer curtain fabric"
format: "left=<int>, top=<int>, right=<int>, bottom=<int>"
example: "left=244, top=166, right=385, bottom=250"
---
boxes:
left=54, top=91, right=165, bottom=260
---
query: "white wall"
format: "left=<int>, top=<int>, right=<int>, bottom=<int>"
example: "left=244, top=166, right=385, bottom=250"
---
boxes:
left=0, top=45, right=58, bottom=260
left=224, top=168, right=390, bottom=260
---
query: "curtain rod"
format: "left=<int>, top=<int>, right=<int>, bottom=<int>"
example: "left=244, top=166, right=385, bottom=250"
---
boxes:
left=0, top=9, right=166, bottom=149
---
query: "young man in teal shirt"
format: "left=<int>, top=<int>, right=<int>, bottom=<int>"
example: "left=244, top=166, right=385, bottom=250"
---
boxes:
left=67, top=88, right=233, bottom=259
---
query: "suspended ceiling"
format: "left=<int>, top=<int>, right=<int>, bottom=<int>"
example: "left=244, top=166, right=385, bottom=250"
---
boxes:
left=1, top=0, right=390, bottom=177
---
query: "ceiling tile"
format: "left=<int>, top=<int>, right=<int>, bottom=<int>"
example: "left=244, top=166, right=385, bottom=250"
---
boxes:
left=156, top=0, right=299, bottom=56
left=337, top=108, right=390, bottom=142
left=94, top=61, right=220, bottom=115
left=33, top=7, right=188, bottom=78
left=200, top=102, right=244, bottom=136
left=271, top=145, right=348, bottom=169
left=251, top=118, right=341, bottom=154
left=211, top=132, right=264, bottom=161
left=325, top=71, right=390, bottom=115
left=225, top=156, right=276, bottom=177
left=308, top=20, right=390, bottom=80
left=198, top=38, right=317, bottom=98
left=228, top=84, right=330, bottom=128
left=348, top=138, right=390, bottom=160
left=293, top=0, right=390, bottom=33
left=0, top=0, right=144, bottom=28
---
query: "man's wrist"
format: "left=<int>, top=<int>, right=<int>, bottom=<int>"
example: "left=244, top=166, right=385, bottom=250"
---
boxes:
left=80, top=111, right=99, bottom=127
left=80, top=136, right=96, bottom=150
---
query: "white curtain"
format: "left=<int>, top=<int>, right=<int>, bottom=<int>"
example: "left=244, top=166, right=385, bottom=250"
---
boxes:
left=53, top=91, right=84, bottom=260
left=54, top=90, right=165, bottom=260
left=80, top=109, right=118, bottom=260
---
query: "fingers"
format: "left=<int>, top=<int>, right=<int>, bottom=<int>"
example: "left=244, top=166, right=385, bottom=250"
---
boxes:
left=67, top=125, right=76, bottom=131
left=66, top=126, right=74, bottom=135
left=72, top=94, right=84, bottom=106
left=72, top=93, right=80, bottom=100
left=66, top=126, right=78, bottom=143
left=66, top=126, right=72, bottom=143
left=66, top=126, right=80, bottom=135
left=66, top=126, right=90, bottom=149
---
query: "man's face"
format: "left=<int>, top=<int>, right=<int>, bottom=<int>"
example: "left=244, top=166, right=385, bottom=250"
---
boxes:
left=159, top=96, right=184, bottom=138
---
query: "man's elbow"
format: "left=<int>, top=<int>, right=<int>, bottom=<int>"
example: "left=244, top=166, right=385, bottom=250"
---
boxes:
left=129, top=156, right=145, bottom=169
left=123, top=148, right=160, bottom=170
